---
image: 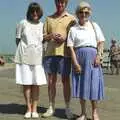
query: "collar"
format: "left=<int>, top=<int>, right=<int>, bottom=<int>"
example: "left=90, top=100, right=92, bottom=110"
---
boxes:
left=61, top=11, right=69, bottom=17
left=53, top=11, right=69, bottom=18
left=76, top=20, right=90, bottom=29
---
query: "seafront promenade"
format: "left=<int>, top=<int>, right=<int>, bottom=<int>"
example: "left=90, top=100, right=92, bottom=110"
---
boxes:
left=0, top=63, right=120, bottom=120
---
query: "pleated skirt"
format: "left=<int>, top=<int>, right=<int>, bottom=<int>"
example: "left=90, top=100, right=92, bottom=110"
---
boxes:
left=72, top=47, right=104, bottom=100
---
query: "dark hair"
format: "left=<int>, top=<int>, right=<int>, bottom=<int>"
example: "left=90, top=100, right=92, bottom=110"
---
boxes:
left=26, top=2, right=43, bottom=21
left=54, top=0, right=68, bottom=6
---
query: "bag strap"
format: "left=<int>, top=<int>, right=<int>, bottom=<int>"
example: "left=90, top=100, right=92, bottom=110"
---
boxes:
left=90, top=21, right=104, bottom=62
left=90, top=21, right=98, bottom=42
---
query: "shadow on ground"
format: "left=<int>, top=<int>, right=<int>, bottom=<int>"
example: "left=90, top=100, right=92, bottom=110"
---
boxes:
left=0, top=103, right=92, bottom=120
left=0, top=103, right=46, bottom=115
left=0, top=103, right=25, bottom=115
left=40, top=107, right=92, bottom=120
left=54, top=108, right=67, bottom=119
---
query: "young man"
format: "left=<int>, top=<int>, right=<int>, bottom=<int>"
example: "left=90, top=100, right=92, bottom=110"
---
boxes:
left=42, top=0, right=76, bottom=119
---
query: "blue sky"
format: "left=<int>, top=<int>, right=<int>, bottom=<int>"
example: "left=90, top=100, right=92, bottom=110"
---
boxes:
left=0, top=0, right=120, bottom=54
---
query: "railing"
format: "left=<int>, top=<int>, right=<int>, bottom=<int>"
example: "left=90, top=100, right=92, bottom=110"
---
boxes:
left=0, top=54, right=14, bottom=63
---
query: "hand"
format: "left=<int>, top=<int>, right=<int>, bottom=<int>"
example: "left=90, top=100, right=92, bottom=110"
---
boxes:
left=44, top=33, right=65, bottom=43
left=43, top=33, right=57, bottom=42
left=49, top=33, right=58, bottom=40
left=54, top=34, right=65, bottom=44
left=94, top=55, right=101, bottom=67
left=74, top=64, right=82, bottom=74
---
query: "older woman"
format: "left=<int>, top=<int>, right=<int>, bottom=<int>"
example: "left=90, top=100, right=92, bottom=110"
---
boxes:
left=67, top=1, right=105, bottom=120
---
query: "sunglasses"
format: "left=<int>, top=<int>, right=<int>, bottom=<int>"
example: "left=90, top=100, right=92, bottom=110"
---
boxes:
left=79, top=11, right=89, bottom=15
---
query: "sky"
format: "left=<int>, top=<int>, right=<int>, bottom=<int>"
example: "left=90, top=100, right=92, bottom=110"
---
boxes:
left=0, top=0, right=120, bottom=54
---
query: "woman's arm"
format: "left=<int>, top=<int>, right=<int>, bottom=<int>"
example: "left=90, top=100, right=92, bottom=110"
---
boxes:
left=95, top=41, right=104, bottom=66
left=16, top=20, right=24, bottom=46
left=69, top=46, right=81, bottom=73
left=16, top=38, right=21, bottom=46
left=97, top=41, right=104, bottom=58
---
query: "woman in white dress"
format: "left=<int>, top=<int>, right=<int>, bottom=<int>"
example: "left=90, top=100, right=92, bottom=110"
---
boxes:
left=14, top=2, right=47, bottom=119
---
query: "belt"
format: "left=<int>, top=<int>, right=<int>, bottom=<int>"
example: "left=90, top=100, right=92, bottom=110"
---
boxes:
left=76, top=46, right=97, bottom=49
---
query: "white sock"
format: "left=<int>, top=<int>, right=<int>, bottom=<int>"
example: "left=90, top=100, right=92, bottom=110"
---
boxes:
left=49, top=102, right=54, bottom=110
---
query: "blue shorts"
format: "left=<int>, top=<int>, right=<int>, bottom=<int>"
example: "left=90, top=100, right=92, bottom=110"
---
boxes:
left=43, top=56, right=71, bottom=76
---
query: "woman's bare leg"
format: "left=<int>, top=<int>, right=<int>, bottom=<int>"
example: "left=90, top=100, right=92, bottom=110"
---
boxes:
left=31, top=85, right=39, bottom=112
left=80, top=99, right=86, bottom=115
left=23, top=85, right=32, bottom=112
left=91, top=100, right=100, bottom=120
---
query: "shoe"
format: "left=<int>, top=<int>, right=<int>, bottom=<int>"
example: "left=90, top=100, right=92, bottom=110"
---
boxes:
left=76, top=114, right=86, bottom=120
left=32, top=112, right=39, bottom=118
left=65, top=108, right=74, bottom=119
left=42, top=106, right=54, bottom=118
left=24, top=112, right=31, bottom=119
left=92, top=113, right=100, bottom=120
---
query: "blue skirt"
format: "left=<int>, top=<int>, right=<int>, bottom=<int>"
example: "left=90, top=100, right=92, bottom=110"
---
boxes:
left=72, top=47, right=104, bottom=100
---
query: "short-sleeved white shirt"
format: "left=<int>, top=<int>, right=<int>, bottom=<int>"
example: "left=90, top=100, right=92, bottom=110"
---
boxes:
left=14, top=19, right=44, bottom=65
left=67, top=21, right=105, bottom=48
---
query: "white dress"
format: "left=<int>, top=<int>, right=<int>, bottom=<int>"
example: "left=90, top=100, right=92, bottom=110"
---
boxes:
left=15, top=19, right=47, bottom=85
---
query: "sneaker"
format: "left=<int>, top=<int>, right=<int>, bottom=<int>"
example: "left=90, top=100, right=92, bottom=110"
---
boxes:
left=24, top=112, right=31, bottom=119
left=42, top=106, right=54, bottom=118
left=32, top=112, right=39, bottom=118
left=92, top=113, right=100, bottom=120
left=77, top=115, right=86, bottom=120
left=65, top=108, right=74, bottom=119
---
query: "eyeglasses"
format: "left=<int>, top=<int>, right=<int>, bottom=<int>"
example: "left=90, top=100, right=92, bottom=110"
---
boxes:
left=79, top=11, right=89, bottom=15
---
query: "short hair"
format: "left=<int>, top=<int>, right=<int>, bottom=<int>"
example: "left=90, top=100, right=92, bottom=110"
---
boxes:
left=54, top=0, right=68, bottom=6
left=75, top=1, right=91, bottom=17
left=26, top=2, right=43, bottom=21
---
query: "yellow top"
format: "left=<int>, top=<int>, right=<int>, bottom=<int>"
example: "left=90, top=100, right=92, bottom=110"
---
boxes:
left=43, top=12, right=76, bottom=57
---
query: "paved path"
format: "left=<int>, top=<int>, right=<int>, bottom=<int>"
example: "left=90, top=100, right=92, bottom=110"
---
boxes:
left=0, top=64, right=120, bottom=120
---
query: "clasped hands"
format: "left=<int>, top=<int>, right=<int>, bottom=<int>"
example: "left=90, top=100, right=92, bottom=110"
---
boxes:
left=50, top=33, right=65, bottom=44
